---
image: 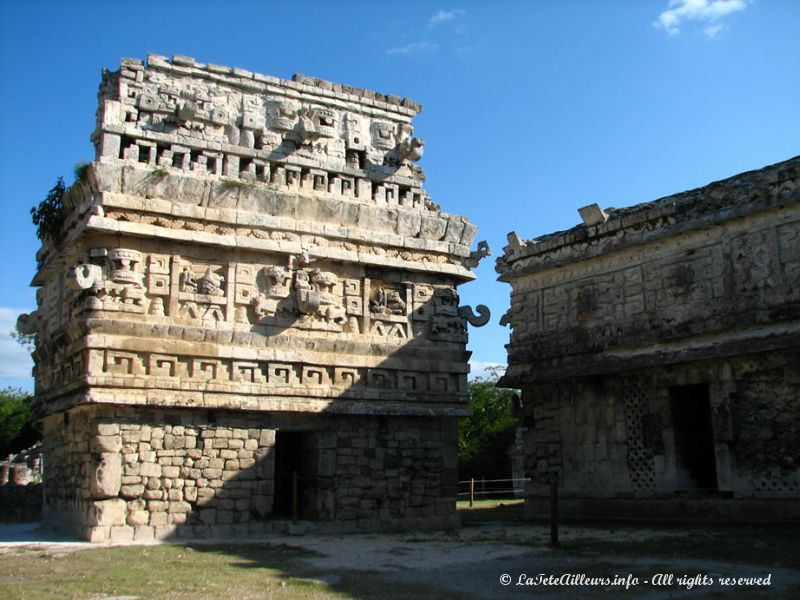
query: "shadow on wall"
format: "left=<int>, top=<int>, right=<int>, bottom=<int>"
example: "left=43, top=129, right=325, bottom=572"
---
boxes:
left=40, top=287, right=482, bottom=543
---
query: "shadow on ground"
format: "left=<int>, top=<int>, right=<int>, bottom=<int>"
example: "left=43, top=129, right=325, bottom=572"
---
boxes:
left=2, top=505, right=799, bottom=599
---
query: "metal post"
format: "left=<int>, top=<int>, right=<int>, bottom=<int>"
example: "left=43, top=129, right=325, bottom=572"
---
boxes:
left=292, top=470, right=299, bottom=524
left=40, top=453, right=45, bottom=509
left=469, top=478, right=474, bottom=508
left=549, top=479, right=559, bottom=547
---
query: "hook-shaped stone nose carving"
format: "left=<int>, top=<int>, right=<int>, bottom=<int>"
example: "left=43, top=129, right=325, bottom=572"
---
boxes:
left=464, top=241, right=491, bottom=269
left=67, top=263, right=104, bottom=290
left=397, top=137, right=425, bottom=162
left=458, top=304, right=490, bottom=327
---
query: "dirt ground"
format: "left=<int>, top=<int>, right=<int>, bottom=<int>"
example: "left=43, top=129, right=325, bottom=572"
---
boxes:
left=264, top=521, right=799, bottom=599
left=1, top=511, right=798, bottom=599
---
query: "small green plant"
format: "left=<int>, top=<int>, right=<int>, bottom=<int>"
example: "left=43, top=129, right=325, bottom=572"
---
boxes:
left=151, top=166, right=168, bottom=179
left=73, top=161, right=90, bottom=183
left=221, top=177, right=255, bottom=190
left=30, top=177, right=66, bottom=243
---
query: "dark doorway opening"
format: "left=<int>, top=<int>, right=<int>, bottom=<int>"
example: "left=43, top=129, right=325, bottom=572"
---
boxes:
left=273, top=431, right=317, bottom=518
left=669, top=384, right=718, bottom=493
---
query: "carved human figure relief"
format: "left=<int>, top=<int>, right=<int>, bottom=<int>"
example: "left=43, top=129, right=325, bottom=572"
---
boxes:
left=179, top=267, right=198, bottom=293
left=291, top=268, right=347, bottom=327
left=262, top=265, right=291, bottom=296
left=177, top=261, right=227, bottom=322
left=196, top=266, right=225, bottom=296
left=369, top=285, right=406, bottom=316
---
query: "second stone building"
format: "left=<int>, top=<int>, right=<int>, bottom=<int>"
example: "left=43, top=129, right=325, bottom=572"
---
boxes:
left=498, top=157, right=800, bottom=520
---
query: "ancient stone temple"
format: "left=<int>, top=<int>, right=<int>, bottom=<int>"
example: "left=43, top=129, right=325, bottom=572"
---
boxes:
left=497, top=157, right=800, bottom=520
left=20, top=54, right=489, bottom=542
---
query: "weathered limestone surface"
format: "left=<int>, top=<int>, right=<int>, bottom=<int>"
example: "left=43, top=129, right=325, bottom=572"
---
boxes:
left=43, top=405, right=458, bottom=540
left=497, top=157, right=800, bottom=520
left=23, top=54, right=489, bottom=541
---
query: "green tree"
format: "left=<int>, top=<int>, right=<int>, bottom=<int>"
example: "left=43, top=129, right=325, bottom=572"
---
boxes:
left=458, top=368, right=519, bottom=481
left=30, top=177, right=66, bottom=244
left=0, top=388, right=40, bottom=457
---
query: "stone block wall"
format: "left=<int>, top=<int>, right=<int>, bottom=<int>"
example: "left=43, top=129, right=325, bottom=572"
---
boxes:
left=521, top=351, right=800, bottom=519
left=499, top=157, right=800, bottom=520
left=43, top=404, right=457, bottom=541
left=42, top=407, right=96, bottom=534
left=724, top=352, right=800, bottom=497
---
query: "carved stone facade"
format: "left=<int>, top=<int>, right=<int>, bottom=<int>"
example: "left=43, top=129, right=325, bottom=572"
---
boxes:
left=497, top=157, right=800, bottom=520
left=22, top=54, right=489, bottom=542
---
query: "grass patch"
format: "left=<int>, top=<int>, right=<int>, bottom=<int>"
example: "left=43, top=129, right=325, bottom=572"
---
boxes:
left=73, top=161, right=90, bottom=183
left=457, top=497, right=525, bottom=525
left=0, top=543, right=459, bottom=600
left=0, top=544, right=306, bottom=600
left=456, top=497, right=524, bottom=510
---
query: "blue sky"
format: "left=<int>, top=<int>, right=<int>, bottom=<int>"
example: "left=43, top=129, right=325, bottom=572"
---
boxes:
left=1, top=0, right=798, bottom=391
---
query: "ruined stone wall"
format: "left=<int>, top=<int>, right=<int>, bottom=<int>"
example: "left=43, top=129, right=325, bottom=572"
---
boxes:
left=0, top=446, right=43, bottom=523
left=499, top=157, right=800, bottom=519
left=498, top=157, right=800, bottom=384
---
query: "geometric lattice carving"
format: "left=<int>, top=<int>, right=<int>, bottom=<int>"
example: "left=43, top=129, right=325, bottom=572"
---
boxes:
left=623, top=378, right=656, bottom=492
left=751, top=477, right=799, bottom=494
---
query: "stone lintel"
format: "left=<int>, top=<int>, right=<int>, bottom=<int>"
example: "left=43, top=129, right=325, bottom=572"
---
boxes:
left=501, top=326, right=800, bottom=388
left=36, top=391, right=471, bottom=418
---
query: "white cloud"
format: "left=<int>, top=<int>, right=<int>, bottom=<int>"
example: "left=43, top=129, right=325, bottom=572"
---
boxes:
left=386, top=41, right=439, bottom=56
left=704, top=23, right=725, bottom=38
left=387, top=9, right=466, bottom=57
left=654, top=0, right=748, bottom=37
left=0, top=307, right=34, bottom=380
left=429, top=9, right=465, bottom=27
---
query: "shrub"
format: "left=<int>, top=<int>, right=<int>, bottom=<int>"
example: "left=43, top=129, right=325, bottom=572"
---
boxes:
left=30, top=177, right=66, bottom=243
left=458, top=371, right=519, bottom=481
left=0, top=388, right=40, bottom=457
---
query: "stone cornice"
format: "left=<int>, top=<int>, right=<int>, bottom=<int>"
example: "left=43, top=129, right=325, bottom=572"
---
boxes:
left=497, top=156, right=800, bottom=280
